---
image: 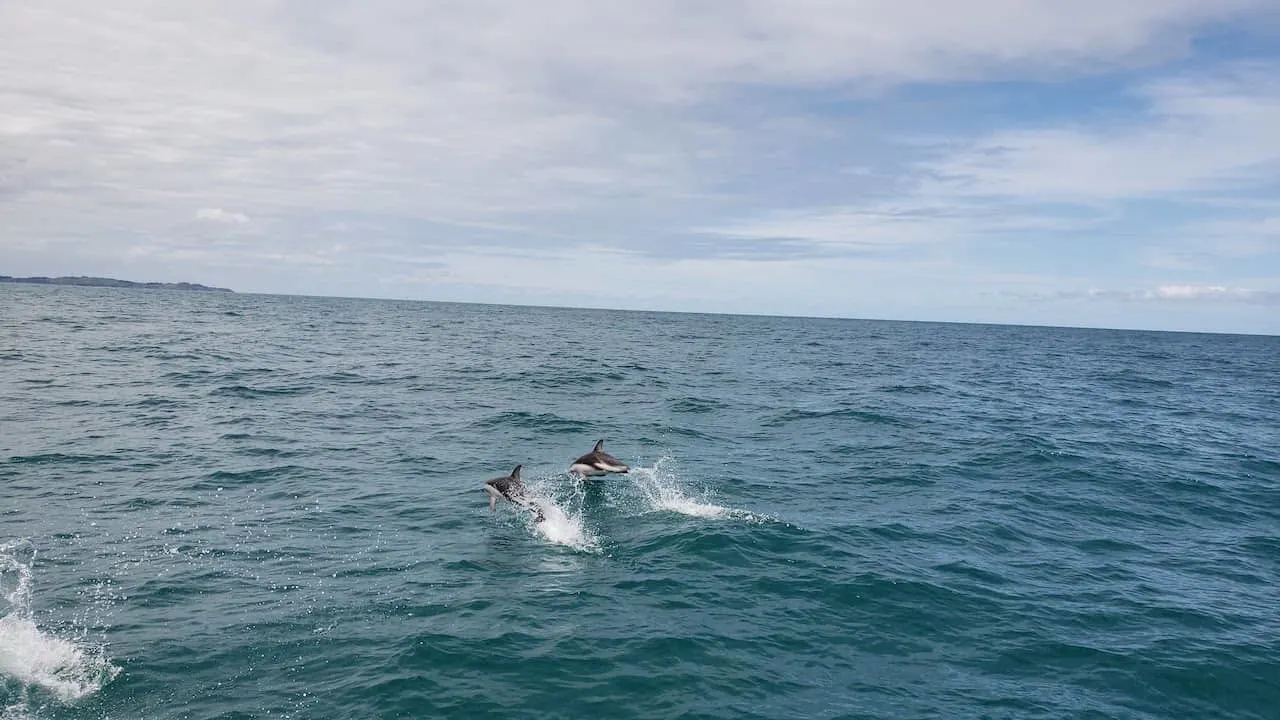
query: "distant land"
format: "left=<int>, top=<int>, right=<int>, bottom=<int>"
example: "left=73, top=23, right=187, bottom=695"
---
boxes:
left=0, top=275, right=233, bottom=292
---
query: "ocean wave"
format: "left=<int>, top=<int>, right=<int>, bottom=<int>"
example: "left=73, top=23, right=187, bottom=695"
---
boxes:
left=511, top=368, right=628, bottom=388
left=211, top=384, right=313, bottom=398
left=879, top=382, right=945, bottom=394
left=763, top=407, right=912, bottom=428
left=469, top=411, right=591, bottom=434
left=5, top=453, right=115, bottom=466
left=1096, top=370, right=1176, bottom=389
left=667, top=397, right=730, bottom=414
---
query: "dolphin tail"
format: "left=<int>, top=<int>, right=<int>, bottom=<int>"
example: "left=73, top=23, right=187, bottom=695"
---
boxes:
left=489, top=495, right=496, bottom=512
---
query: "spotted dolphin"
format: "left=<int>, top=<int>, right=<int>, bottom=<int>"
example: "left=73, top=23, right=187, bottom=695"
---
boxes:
left=483, top=464, right=544, bottom=522
left=569, top=439, right=630, bottom=478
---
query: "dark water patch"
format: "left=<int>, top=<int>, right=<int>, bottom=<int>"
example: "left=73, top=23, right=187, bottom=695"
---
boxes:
left=237, top=446, right=302, bottom=458
left=1240, top=456, right=1280, bottom=477
left=932, top=560, right=1012, bottom=587
left=764, top=407, right=912, bottom=428
left=363, top=372, right=421, bottom=385
left=132, top=396, right=184, bottom=408
left=109, top=496, right=168, bottom=510
left=52, top=398, right=102, bottom=407
left=319, top=371, right=367, bottom=384
left=1097, top=370, right=1176, bottom=389
left=163, top=368, right=215, bottom=381
left=6, top=452, right=118, bottom=465
left=469, top=410, right=591, bottom=433
left=668, top=397, right=728, bottom=414
left=643, top=423, right=722, bottom=442
left=147, top=351, right=206, bottom=362
left=1075, top=537, right=1149, bottom=555
left=194, top=465, right=311, bottom=488
left=507, top=368, right=629, bottom=388
left=133, top=571, right=258, bottom=608
left=211, top=384, right=313, bottom=398
left=879, top=382, right=945, bottom=394
left=861, top=471, right=939, bottom=488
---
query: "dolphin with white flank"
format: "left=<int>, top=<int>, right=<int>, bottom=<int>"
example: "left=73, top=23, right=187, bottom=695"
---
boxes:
left=569, top=439, right=630, bottom=478
left=483, top=464, right=544, bottom=522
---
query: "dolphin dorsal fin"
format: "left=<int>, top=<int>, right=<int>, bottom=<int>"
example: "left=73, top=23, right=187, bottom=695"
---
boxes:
left=511, top=464, right=522, bottom=479
left=593, top=439, right=605, bottom=453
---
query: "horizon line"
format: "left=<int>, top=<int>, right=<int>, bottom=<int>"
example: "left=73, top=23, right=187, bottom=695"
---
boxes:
left=5, top=276, right=1274, bottom=339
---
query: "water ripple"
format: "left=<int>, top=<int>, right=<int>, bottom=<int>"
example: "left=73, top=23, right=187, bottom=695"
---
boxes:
left=1, top=285, right=1277, bottom=720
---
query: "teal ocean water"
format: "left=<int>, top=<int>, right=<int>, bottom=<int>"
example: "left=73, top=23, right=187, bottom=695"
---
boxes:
left=2, top=284, right=1278, bottom=719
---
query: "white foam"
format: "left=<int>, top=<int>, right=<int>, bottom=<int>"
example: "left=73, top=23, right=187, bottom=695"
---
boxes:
left=0, top=616, right=111, bottom=702
left=520, top=478, right=600, bottom=553
left=628, top=456, right=768, bottom=522
left=654, top=496, right=729, bottom=517
left=0, top=541, right=119, bottom=709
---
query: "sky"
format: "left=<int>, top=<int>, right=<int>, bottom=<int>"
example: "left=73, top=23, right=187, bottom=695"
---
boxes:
left=2, top=1, right=1279, bottom=334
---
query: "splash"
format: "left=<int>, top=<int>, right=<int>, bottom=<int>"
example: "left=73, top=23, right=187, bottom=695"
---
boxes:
left=0, top=541, right=119, bottom=713
left=519, top=477, right=600, bottom=553
left=627, top=456, right=769, bottom=522
left=628, top=456, right=729, bottom=517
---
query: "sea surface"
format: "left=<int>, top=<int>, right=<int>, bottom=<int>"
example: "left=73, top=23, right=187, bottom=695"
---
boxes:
left=1, top=284, right=1278, bottom=719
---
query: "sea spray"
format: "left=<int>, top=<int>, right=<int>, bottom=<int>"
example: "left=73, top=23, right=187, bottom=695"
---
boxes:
left=0, top=541, right=119, bottom=711
left=521, top=475, right=600, bottom=553
left=626, top=456, right=772, bottom=522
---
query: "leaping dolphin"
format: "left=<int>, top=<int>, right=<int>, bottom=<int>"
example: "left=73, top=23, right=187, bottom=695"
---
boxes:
left=483, top=464, right=545, bottom=522
left=569, top=439, right=630, bottom=478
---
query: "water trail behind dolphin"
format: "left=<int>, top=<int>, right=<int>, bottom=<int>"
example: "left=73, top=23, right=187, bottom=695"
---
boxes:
left=520, top=475, right=600, bottom=553
left=626, top=455, right=771, bottom=522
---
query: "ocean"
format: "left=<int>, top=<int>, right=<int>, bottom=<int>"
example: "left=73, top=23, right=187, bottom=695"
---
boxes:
left=1, top=284, right=1277, bottom=719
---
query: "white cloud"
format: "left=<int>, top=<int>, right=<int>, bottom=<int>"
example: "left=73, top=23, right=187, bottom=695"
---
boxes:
left=1153, top=284, right=1232, bottom=299
left=1065, top=284, right=1280, bottom=303
left=1, top=0, right=1269, bottom=236
left=196, top=208, right=250, bottom=224
left=703, top=200, right=1108, bottom=252
left=920, top=64, right=1280, bottom=202
left=697, top=62, right=1280, bottom=267
left=705, top=204, right=956, bottom=249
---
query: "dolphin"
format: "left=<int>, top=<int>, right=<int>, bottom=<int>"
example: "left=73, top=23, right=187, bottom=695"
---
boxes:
left=569, top=439, right=630, bottom=478
left=483, top=464, right=544, bottom=522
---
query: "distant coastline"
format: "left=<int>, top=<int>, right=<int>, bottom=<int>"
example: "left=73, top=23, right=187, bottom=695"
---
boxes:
left=0, top=275, right=233, bottom=293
